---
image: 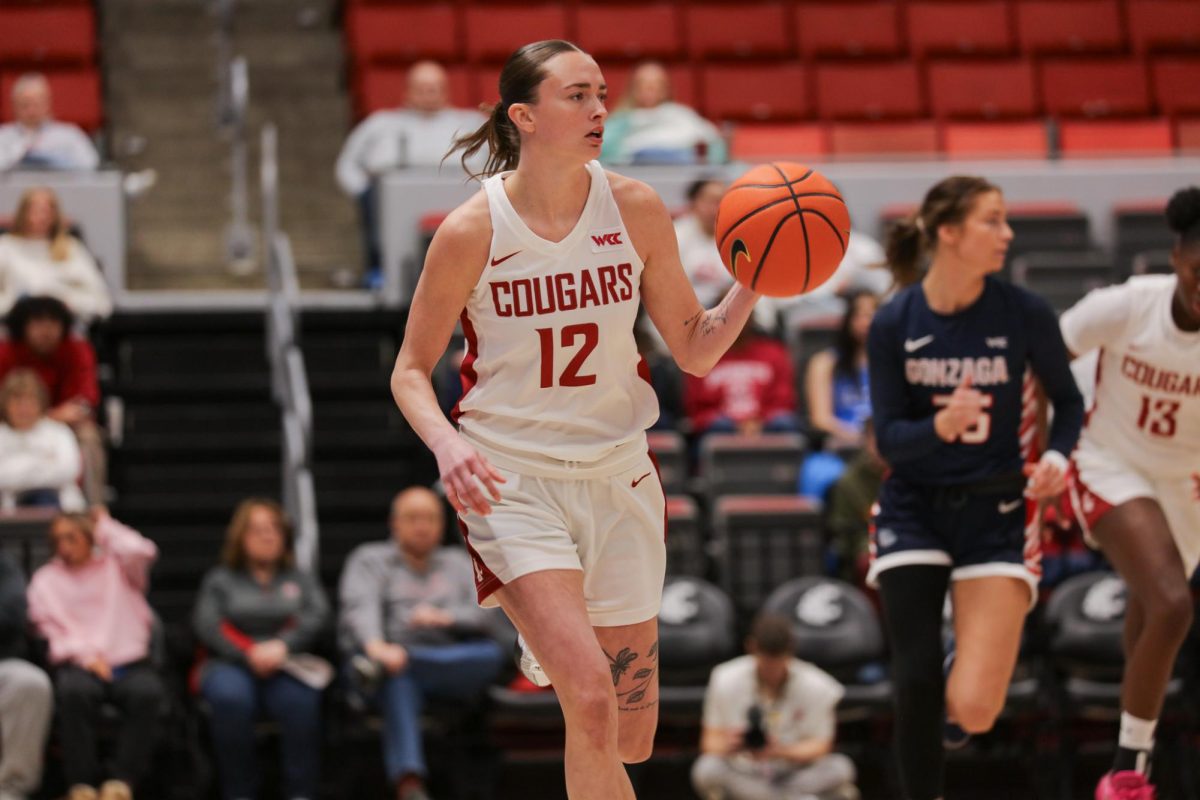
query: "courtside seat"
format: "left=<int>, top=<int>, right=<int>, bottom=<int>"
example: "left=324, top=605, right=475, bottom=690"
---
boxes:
left=684, top=2, right=791, bottom=60
left=1057, top=118, right=1174, bottom=157
left=1011, top=249, right=1115, bottom=311
left=815, top=62, right=923, bottom=120
left=906, top=1, right=1013, bottom=58
left=1114, top=201, right=1174, bottom=279
left=463, top=5, right=569, bottom=63
left=344, top=4, right=459, bottom=66
left=1130, top=249, right=1174, bottom=276
left=926, top=59, right=1037, bottom=120
left=0, top=68, right=100, bottom=130
left=700, top=63, right=808, bottom=122
left=942, top=121, right=1049, bottom=159
left=828, top=120, right=940, bottom=158
left=665, top=495, right=705, bottom=579
left=729, top=122, right=827, bottom=161
left=698, top=432, right=806, bottom=500
left=1005, top=203, right=1092, bottom=256
left=657, top=576, right=738, bottom=720
left=0, top=6, right=95, bottom=66
left=1128, top=0, right=1200, bottom=54
left=1040, top=58, right=1151, bottom=118
left=1151, top=57, right=1200, bottom=118
left=794, top=1, right=902, bottom=59
left=575, top=3, right=682, bottom=61
left=1014, top=0, right=1123, bottom=55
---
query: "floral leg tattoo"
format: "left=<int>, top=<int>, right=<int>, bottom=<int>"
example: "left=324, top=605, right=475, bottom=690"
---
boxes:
left=604, top=639, right=659, bottom=712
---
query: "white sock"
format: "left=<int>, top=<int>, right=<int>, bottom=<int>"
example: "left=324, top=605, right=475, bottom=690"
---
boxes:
left=1119, top=711, right=1157, bottom=772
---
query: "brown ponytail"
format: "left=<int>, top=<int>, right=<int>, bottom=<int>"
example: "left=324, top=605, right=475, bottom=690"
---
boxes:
left=447, top=39, right=585, bottom=180
left=884, top=175, right=999, bottom=288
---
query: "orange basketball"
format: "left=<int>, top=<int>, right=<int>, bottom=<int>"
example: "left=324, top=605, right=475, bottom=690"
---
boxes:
left=714, top=162, right=851, bottom=297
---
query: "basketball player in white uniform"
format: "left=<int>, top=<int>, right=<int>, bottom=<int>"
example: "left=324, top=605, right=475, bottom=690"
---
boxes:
left=391, top=41, right=761, bottom=800
left=1058, top=186, right=1200, bottom=800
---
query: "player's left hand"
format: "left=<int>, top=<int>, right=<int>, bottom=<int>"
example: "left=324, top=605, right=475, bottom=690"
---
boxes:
left=1023, top=451, right=1068, bottom=500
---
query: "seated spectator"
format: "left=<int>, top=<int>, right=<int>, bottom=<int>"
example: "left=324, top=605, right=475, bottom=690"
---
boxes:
left=193, top=499, right=330, bottom=800
left=0, top=552, right=53, bottom=800
left=675, top=177, right=732, bottom=307
left=0, top=73, right=99, bottom=172
left=826, top=419, right=885, bottom=586
left=803, top=290, right=878, bottom=450
left=339, top=486, right=505, bottom=800
left=692, top=613, right=858, bottom=800
left=685, top=319, right=798, bottom=437
left=26, top=511, right=164, bottom=800
left=336, top=61, right=486, bottom=281
left=0, top=296, right=105, bottom=504
left=600, top=61, right=727, bottom=166
left=0, top=187, right=112, bottom=321
left=0, top=368, right=84, bottom=512
left=776, top=231, right=890, bottom=326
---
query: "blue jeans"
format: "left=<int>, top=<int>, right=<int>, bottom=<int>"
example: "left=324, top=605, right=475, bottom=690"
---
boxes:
left=705, top=412, right=801, bottom=435
left=200, top=661, right=322, bottom=800
left=375, top=641, right=505, bottom=782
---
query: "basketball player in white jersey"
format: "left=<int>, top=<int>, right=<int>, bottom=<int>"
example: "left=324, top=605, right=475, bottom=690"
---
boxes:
left=390, top=41, right=761, bottom=800
left=1058, top=186, right=1200, bottom=800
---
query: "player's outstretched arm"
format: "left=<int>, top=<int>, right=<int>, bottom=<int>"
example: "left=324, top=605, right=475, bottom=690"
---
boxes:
left=614, top=175, right=759, bottom=377
left=390, top=194, right=504, bottom=516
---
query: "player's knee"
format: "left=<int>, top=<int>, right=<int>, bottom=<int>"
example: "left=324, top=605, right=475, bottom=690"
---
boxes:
left=618, top=719, right=657, bottom=763
left=560, top=673, right=618, bottom=743
left=947, top=693, right=1002, bottom=734
left=1145, top=582, right=1193, bottom=640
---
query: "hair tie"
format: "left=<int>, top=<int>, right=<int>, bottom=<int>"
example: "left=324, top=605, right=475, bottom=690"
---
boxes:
left=914, top=216, right=927, bottom=235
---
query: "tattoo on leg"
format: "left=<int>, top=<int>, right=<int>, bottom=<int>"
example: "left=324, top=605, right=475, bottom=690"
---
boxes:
left=604, top=639, right=659, bottom=710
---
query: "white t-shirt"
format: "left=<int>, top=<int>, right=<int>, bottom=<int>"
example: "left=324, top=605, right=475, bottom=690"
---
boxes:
left=454, top=160, right=658, bottom=472
left=0, top=418, right=84, bottom=511
left=0, top=121, right=99, bottom=172
left=1060, top=275, right=1200, bottom=478
left=702, top=654, right=844, bottom=746
left=0, top=234, right=112, bottom=320
left=671, top=213, right=778, bottom=332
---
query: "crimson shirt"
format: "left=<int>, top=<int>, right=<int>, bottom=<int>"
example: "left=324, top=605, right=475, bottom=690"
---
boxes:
left=0, top=337, right=99, bottom=408
left=685, top=336, right=797, bottom=432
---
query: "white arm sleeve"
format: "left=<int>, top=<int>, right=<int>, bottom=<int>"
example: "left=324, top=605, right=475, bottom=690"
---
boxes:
left=1059, top=283, right=1134, bottom=356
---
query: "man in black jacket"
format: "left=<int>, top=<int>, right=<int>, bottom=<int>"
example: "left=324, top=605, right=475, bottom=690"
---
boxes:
left=0, top=552, right=53, bottom=800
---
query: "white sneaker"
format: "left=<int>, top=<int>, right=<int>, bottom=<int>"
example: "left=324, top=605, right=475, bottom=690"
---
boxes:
left=515, top=634, right=551, bottom=687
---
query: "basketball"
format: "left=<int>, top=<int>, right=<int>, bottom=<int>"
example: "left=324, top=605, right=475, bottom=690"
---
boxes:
left=714, top=162, right=852, bottom=297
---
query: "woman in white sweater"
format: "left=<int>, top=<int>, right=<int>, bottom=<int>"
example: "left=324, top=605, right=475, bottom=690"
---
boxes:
left=0, top=187, right=112, bottom=322
left=0, top=368, right=84, bottom=512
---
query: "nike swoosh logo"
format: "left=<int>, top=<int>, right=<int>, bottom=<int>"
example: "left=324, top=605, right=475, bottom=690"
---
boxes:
left=631, top=472, right=652, bottom=488
left=904, top=335, right=935, bottom=353
left=490, top=251, right=521, bottom=267
left=998, top=499, right=1023, bottom=514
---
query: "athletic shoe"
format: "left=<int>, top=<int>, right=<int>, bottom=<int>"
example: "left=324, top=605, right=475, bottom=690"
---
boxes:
left=1095, top=770, right=1156, bottom=799
left=515, top=633, right=551, bottom=688
left=942, top=649, right=970, bottom=750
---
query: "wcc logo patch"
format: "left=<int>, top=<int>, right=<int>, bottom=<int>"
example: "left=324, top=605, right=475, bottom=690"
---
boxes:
left=589, top=227, right=625, bottom=252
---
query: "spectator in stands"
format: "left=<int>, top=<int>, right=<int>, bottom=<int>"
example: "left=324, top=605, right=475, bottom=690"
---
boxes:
left=0, top=187, right=112, bottom=321
left=775, top=232, right=891, bottom=327
left=0, top=552, right=53, bottom=800
left=27, top=510, right=164, bottom=800
left=336, top=60, right=486, bottom=283
left=0, top=368, right=84, bottom=512
left=0, top=296, right=105, bottom=505
left=193, top=498, right=330, bottom=800
left=684, top=318, right=798, bottom=437
left=600, top=61, right=727, bottom=166
left=675, top=177, right=732, bottom=307
left=0, top=73, right=99, bottom=173
left=692, top=613, right=858, bottom=800
left=826, top=419, right=885, bottom=586
left=339, top=486, right=505, bottom=800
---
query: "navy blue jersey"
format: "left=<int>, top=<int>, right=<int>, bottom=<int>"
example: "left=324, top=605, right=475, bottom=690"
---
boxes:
left=868, top=277, right=1084, bottom=486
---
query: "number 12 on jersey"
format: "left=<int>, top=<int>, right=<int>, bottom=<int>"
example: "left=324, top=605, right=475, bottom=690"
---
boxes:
left=537, top=323, right=599, bottom=388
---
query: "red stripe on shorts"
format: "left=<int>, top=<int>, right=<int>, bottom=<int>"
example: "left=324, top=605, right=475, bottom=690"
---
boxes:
left=457, top=518, right=505, bottom=605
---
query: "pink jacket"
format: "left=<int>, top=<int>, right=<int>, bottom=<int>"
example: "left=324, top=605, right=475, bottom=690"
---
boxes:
left=27, top=515, right=158, bottom=668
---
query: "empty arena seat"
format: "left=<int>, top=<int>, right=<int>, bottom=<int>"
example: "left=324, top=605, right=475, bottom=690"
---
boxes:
left=657, top=576, right=737, bottom=717
left=1057, top=118, right=1174, bottom=157
left=942, top=121, right=1049, bottom=158
left=356, top=64, right=472, bottom=118
left=815, top=62, right=923, bottom=120
left=730, top=122, right=827, bottom=160
left=697, top=432, right=806, bottom=499
left=700, top=63, right=808, bottom=121
left=1005, top=203, right=1092, bottom=254
left=794, top=1, right=902, bottom=59
left=1179, top=118, right=1200, bottom=153
left=0, top=68, right=100, bottom=130
left=464, top=5, right=569, bottom=63
left=647, top=430, right=686, bottom=495
left=685, top=2, right=791, bottom=59
left=1014, top=0, right=1123, bottom=55
left=713, top=495, right=825, bottom=617
left=344, top=4, right=459, bottom=65
left=575, top=3, right=682, bottom=60
left=828, top=121, right=940, bottom=157
left=1130, top=249, right=1174, bottom=276
left=926, top=59, right=1037, bottom=119
left=1151, top=57, right=1200, bottom=117
left=1011, top=250, right=1115, bottom=310
left=600, top=61, right=697, bottom=108
left=1128, top=0, right=1200, bottom=53
left=0, top=6, right=95, bottom=65
left=1040, top=59, right=1151, bottom=118
left=906, top=1, right=1014, bottom=57
left=665, top=495, right=706, bottom=578
left=1114, top=201, right=1174, bottom=278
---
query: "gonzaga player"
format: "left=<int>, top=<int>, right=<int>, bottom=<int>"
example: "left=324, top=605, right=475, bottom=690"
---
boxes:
left=867, top=176, right=1084, bottom=800
left=1059, top=187, right=1200, bottom=800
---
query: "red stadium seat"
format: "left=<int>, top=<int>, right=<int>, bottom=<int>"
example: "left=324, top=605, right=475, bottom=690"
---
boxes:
left=0, top=68, right=101, bottom=130
left=575, top=4, right=682, bottom=60
left=729, top=122, right=827, bottom=160
left=356, top=65, right=473, bottom=119
left=794, top=2, right=902, bottom=58
left=0, top=7, right=95, bottom=66
left=1178, top=118, right=1200, bottom=153
left=600, top=62, right=697, bottom=109
left=1151, top=58, right=1200, bottom=117
left=464, top=6, right=569, bottom=63
left=815, top=62, right=923, bottom=120
left=942, top=121, right=1049, bottom=158
left=1058, top=119, right=1174, bottom=157
left=700, top=63, right=808, bottom=121
left=1014, top=0, right=1123, bottom=55
left=1040, top=59, right=1151, bottom=117
left=685, top=3, right=791, bottom=59
left=829, top=121, right=940, bottom=157
left=344, top=5, right=459, bottom=65
left=1128, top=1, right=1200, bottom=53
left=906, top=1, right=1014, bottom=58
left=927, top=59, right=1037, bottom=119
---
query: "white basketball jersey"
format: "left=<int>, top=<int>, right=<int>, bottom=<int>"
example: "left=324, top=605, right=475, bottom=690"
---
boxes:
left=1061, top=275, right=1200, bottom=477
left=453, top=160, right=659, bottom=468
